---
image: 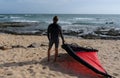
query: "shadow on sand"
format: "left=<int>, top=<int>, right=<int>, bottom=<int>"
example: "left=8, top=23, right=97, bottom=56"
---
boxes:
left=0, top=53, right=103, bottom=78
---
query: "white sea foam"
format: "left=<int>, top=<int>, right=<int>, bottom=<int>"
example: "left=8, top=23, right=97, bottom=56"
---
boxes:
left=24, top=14, right=32, bottom=17
left=74, top=17, right=95, bottom=21
left=11, top=19, right=39, bottom=22
left=59, top=21, right=72, bottom=25
left=10, top=16, right=22, bottom=19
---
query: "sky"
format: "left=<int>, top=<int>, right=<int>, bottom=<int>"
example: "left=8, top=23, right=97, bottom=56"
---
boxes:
left=0, top=0, right=120, bottom=14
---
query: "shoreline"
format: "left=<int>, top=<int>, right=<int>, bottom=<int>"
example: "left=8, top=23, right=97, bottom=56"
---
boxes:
left=0, top=33, right=120, bottom=78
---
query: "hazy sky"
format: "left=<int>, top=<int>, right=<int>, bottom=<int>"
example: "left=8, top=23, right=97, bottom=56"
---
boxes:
left=0, top=0, right=120, bottom=14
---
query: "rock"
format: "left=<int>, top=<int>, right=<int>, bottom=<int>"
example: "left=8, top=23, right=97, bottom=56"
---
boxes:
left=80, top=33, right=100, bottom=39
left=105, top=22, right=108, bottom=24
left=0, top=22, right=40, bottom=27
left=0, top=30, right=41, bottom=35
left=27, top=43, right=47, bottom=48
left=105, top=22, right=114, bottom=24
left=12, top=45, right=26, bottom=49
left=40, top=44, right=47, bottom=47
left=63, top=30, right=83, bottom=36
left=95, top=27, right=120, bottom=36
left=0, top=45, right=12, bottom=50
left=27, top=43, right=41, bottom=48
left=0, top=45, right=27, bottom=50
left=109, top=22, right=114, bottom=24
left=107, top=29, right=120, bottom=36
left=94, top=27, right=109, bottom=35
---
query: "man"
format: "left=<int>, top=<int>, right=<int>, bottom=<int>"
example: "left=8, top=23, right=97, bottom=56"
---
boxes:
left=47, top=16, right=65, bottom=62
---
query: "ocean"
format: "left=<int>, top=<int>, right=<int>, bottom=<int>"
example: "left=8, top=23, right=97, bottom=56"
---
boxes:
left=0, top=14, right=120, bottom=38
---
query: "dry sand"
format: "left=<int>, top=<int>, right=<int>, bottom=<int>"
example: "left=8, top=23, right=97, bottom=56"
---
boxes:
left=0, top=34, right=120, bottom=78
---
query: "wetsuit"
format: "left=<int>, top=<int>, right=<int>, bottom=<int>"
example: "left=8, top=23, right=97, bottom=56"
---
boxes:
left=47, top=23, right=64, bottom=49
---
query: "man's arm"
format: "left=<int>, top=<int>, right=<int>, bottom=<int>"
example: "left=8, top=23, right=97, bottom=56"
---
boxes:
left=59, top=26, right=65, bottom=44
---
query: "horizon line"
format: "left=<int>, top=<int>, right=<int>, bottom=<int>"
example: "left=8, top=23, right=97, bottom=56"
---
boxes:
left=0, top=13, right=120, bottom=15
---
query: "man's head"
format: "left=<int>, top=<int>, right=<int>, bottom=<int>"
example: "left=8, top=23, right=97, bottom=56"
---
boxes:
left=53, top=16, right=58, bottom=23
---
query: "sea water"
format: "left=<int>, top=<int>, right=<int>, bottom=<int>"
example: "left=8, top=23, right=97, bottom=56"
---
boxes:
left=0, top=14, right=120, bottom=35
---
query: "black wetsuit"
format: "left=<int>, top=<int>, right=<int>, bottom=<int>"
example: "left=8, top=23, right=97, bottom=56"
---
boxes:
left=47, top=23, right=64, bottom=48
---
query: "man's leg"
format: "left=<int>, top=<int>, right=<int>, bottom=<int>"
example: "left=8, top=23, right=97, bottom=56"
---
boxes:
left=47, top=47, right=51, bottom=62
left=54, top=48, right=58, bottom=62
left=48, top=41, right=53, bottom=62
left=54, top=40, right=59, bottom=62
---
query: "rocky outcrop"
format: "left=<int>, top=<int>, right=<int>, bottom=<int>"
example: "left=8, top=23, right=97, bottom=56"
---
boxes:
left=0, top=22, right=40, bottom=27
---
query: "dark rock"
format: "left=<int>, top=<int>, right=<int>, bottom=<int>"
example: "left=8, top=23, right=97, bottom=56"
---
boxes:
left=0, top=22, right=40, bottom=27
left=109, top=22, right=114, bottom=24
left=12, top=45, right=26, bottom=49
left=40, top=44, right=47, bottom=47
left=105, top=22, right=108, bottom=24
left=0, top=45, right=12, bottom=50
left=94, top=27, right=120, bottom=40
left=105, top=22, right=114, bottom=24
left=27, top=43, right=41, bottom=48
left=94, top=27, right=109, bottom=35
left=63, top=30, right=83, bottom=36
left=0, top=29, right=43, bottom=35
left=80, top=33, right=100, bottom=39
left=107, top=29, right=120, bottom=36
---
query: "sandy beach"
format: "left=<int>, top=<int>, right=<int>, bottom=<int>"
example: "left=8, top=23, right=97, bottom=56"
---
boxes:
left=0, top=34, right=120, bottom=78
